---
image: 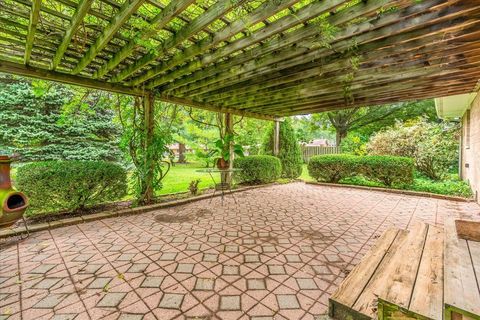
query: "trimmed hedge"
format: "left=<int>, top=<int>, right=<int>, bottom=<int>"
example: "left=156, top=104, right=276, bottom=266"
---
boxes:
left=235, top=155, right=282, bottom=184
left=361, top=155, right=414, bottom=186
left=16, top=161, right=127, bottom=215
left=307, top=154, right=414, bottom=186
left=307, top=154, right=360, bottom=183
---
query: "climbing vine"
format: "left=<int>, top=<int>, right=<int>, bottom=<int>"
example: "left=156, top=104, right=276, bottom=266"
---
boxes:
left=116, top=96, right=175, bottom=204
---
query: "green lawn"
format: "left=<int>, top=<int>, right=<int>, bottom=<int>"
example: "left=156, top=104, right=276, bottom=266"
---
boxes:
left=156, top=162, right=220, bottom=195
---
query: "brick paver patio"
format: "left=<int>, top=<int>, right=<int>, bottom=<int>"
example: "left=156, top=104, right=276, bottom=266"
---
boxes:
left=1, top=183, right=479, bottom=320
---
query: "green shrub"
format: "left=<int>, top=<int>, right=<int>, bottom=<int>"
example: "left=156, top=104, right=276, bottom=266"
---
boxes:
left=308, top=154, right=360, bottom=183
left=361, top=155, right=414, bottom=186
left=339, top=133, right=368, bottom=156
left=367, top=119, right=459, bottom=180
left=235, top=155, right=282, bottom=184
left=410, top=175, right=472, bottom=198
left=16, top=161, right=127, bottom=215
left=262, top=118, right=303, bottom=179
left=307, top=154, right=414, bottom=186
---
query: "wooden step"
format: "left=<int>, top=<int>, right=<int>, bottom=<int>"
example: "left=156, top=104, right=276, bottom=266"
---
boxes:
left=378, top=224, right=444, bottom=320
left=354, top=222, right=430, bottom=319
left=444, top=219, right=480, bottom=320
left=329, top=222, right=445, bottom=320
left=329, top=227, right=404, bottom=320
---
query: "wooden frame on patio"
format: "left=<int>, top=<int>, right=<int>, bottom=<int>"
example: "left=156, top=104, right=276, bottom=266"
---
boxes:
left=0, top=0, right=479, bottom=119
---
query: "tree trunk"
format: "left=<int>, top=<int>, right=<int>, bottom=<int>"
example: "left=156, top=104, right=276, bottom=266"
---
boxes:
left=335, top=129, right=347, bottom=146
left=177, top=143, right=186, bottom=163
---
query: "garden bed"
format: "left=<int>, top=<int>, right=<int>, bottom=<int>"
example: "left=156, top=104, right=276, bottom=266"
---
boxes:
left=305, top=181, right=473, bottom=202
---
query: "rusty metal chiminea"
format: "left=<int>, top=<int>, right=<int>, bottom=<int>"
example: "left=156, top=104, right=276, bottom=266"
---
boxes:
left=0, top=155, right=29, bottom=230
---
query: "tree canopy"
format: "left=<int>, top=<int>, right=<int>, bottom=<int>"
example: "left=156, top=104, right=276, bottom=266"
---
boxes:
left=299, top=100, right=437, bottom=145
left=0, top=74, right=122, bottom=162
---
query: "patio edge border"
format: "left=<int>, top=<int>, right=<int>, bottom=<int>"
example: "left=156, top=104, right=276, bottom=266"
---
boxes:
left=305, top=181, right=474, bottom=203
left=0, top=183, right=274, bottom=239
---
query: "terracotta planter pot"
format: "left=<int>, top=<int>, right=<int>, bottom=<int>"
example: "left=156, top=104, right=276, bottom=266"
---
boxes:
left=216, top=158, right=229, bottom=170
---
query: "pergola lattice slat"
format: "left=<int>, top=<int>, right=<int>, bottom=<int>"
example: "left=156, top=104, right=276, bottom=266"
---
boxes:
left=112, top=0, right=239, bottom=82
left=164, top=0, right=415, bottom=96
left=50, top=0, right=94, bottom=70
left=0, top=0, right=478, bottom=120
left=212, top=22, right=480, bottom=108
left=93, top=0, right=197, bottom=79
left=183, top=1, right=473, bottom=99
left=143, top=0, right=350, bottom=89
left=71, top=0, right=146, bottom=74
left=127, top=0, right=304, bottom=87
left=24, top=0, right=41, bottom=65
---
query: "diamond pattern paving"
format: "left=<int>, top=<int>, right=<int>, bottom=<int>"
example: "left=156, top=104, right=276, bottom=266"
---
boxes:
left=1, top=183, right=479, bottom=319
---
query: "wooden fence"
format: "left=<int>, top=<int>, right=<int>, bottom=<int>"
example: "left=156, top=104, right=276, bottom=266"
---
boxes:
left=301, top=146, right=341, bottom=162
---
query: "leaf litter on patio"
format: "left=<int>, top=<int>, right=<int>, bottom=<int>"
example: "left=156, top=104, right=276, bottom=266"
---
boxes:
left=154, top=208, right=213, bottom=223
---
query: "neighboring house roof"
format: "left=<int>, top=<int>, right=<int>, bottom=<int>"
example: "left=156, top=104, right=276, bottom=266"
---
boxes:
left=303, top=139, right=330, bottom=147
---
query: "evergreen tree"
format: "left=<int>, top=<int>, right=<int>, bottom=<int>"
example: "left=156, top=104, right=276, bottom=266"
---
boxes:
left=262, top=118, right=303, bottom=179
left=0, top=75, right=122, bottom=161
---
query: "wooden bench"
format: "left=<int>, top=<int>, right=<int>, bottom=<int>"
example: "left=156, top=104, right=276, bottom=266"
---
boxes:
left=444, top=219, right=480, bottom=320
left=329, top=222, right=444, bottom=320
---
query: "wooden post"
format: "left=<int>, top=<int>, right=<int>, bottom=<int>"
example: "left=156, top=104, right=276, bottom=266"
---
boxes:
left=225, top=112, right=234, bottom=186
left=144, top=92, right=155, bottom=203
left=273, top=120, right=280, bottom=156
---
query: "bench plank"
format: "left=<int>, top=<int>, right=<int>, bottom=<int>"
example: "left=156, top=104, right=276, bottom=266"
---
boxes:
left=444, top=219, right=480, bottom=319
left=409, top=225, right=444, bottom=320
left=353, top=222, right=428, bottom=318
left=468, top=239, right=480, bottom=296
left=330, top=228, right=400, bottom=309
left=381, top=222, right=429, bottom=309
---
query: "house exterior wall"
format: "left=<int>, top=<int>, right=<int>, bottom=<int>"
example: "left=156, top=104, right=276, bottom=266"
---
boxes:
left=461, top=93, right=480, bottom=202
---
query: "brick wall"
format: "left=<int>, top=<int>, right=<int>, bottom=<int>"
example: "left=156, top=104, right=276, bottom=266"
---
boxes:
left=461, top=93, right=480, bottom=202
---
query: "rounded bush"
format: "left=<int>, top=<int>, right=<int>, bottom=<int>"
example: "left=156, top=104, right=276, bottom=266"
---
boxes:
left=235, top=155, right=282, bottom=184
left=16, top=161, right=127, bottom=215
left=307, top=154, right=414, bottom=186
left=307, top=154, right=360, bottom=183
left=361, top=155, right=414, bottom=186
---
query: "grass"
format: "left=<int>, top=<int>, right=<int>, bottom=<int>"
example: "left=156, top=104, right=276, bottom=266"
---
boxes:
left=300, top=164, right=473, bottom=198
left=155, top=162, right=219, bottom=195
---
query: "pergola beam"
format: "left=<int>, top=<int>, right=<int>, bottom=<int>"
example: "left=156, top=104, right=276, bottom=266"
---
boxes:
left=129, top=0, right=306, bottom=87
left=157, top=96, right=277, bottom=121
left=252, top=69, right=480, bottom=114
left=253, top=65, right=480, bottom=110
left=204, top=32, right=461, bottom=104
left=275, top=84, right=476, bottom=116
left=283, top=83, right=478, bottom=116
left=164, top=0, right=403, bottom=96
left=72, top=0, right=146, bottom=74
left=181, top=3, right=477, bottom=98
left=0, top=59, right=145, bottom=96
left=24, top=0, right=41, bottom=65
left=93, top=0, right=196, bottom=79
left=139, top=0, right=349, bottom=88
left=215, top=35, right=480, bottom=108
left=50, top=0, right=94, bottom=70
left=112, top=0, right=239, bottom=82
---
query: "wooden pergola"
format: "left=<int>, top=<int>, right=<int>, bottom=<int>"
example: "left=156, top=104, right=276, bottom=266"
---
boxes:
left=0, top=0, right=479, bottom=121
